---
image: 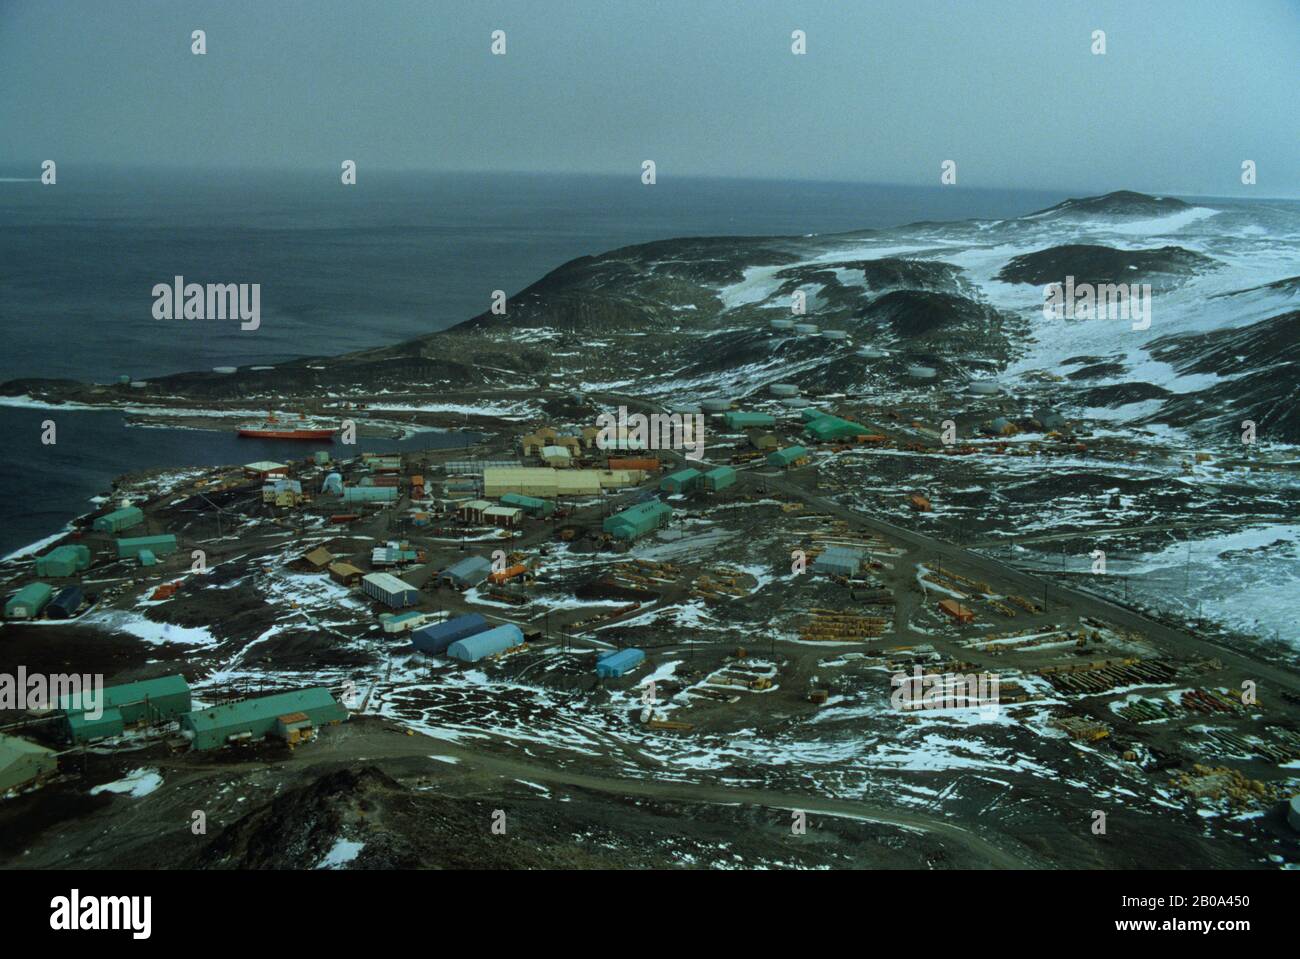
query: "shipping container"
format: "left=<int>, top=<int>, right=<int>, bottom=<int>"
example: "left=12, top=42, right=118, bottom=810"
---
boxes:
left=939, top=599, right=975, bottom=624
left=410, top=613, right=489, bottom=654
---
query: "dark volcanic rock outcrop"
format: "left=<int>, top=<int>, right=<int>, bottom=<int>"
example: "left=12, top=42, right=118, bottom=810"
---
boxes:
left=996, top=244, right=1216, bottom=287
left=1027, top=190, right=1191, bottom=219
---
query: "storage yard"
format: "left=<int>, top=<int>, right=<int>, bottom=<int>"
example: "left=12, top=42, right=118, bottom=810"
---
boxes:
left=1, top=386, right=1298, bottom=871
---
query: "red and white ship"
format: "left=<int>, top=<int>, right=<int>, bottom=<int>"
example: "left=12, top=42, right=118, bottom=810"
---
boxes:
left=236, top=412, right=335, bottom=441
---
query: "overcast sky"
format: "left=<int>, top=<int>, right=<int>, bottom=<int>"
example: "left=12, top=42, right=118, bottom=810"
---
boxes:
left=2, top=0, right=1296, bottom=196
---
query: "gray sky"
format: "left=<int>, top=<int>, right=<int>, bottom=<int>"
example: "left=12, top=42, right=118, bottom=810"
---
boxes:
left=2, top=0, right=1297, bottom=196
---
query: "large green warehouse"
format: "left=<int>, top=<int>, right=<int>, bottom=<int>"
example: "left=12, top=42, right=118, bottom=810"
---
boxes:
left=35, top=544, right=91, bottom=578
left=116, top=534, right=178, bottom=560
left=722, top=412, right=776, bottom=430
left=804, top=414, right=870, bottom=442
left=92, top=506, right=144, bottom=533
left=659, top=468, right=702, bottom=494
left=61, top=674, right=193, bottom=744
left=181, top=687, right=348, bottom=751
left=703, top=466, right=737, bottom=491
left=5, top=583, right=53, bottom=619
left=0, top=734, right=58, bottom=794
left=768, top=445, right=810, bottom=468
left=603, top=501, right=672, bottom=542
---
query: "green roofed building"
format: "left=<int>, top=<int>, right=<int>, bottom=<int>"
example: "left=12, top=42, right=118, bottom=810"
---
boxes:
left=181, top=687, right=348, bottom=751
left=116, top=534, right=178, bottom=560
left=722, top=412, right=776, bottom=430
left=768, top=445, right=810, bottom=468
left=0, top=734, right=58, bottom=793
left=804, top=415, right=870, bottom=441
left=5, top=583, right=53, bottom=620
left=61, top=674, right=192, bottom=744
left=703, top=466, right=737, bottom=491
left=93, top=506, right=144, bottom=533
left=659, top=468, right=702, bottom=494
left=800, top=408, right=828, bottom=423
left=603, top=500, right=672, bottom=542
left=35, top=544, right=91, bottom=578
left=500, top=492, right=554, bottom=517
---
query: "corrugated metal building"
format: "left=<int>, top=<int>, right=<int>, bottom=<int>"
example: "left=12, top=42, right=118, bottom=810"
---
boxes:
left=5, top=583, right=53, bottom=619
left=116, top=534, right=178, bottom=560
left=596, top=648, right=646, bottom=678
left=768, top=446, right=810, bottom=468
left=445, top=459, right=521, bottom=476
left=804, top=415, right=870, bottom=442
left=483, top=506, right=522, bottom=527
left=411, top=613, right=488, bottom=654
left=660, top=468, right=702, bottom=494
left=35, top=544, right=91, bottom=578
left=0, top=734, right=57, bottom=793
left=603, top=500, right=672, bottom=541
left=328, top=562, right=364, bottom=585
left=181, top=687, right=348, bottom=751
left=703, top=466, right=737, bottom=491
left=361, top=572, right=420, bottom=608
left=342, top=486, right=398, bottom=505
left=446, top=624, right=524, bottom=663
left=439, top=556, right=492, bottom=589
left=92, top=505, right=144, bottom=533
left=243, top=461, right=290, bottom=478
left=722, top=412, right=776, bottom=430
left=540, top=445, right=573, bottom=467
left=500, top=492, right=553, bottom=517
left=813, top=546, right=863, bottom=577
left=62, top=674, right=193, bottom=744
left=380, top=610, right=432, bottom=634
left=483, top=467, right=638, bottom=499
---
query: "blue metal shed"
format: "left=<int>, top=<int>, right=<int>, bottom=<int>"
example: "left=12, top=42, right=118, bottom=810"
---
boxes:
left=446, top=624, right=525, bottom=662
left=410, top=613, right=488, bottom=655
left=596, top=648, right=646, bottom=678
left=46, top=585, right=84, bottom=619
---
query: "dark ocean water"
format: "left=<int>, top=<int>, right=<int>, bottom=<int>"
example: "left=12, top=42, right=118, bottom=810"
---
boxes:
left=0, top=169, right=1067, bottom=556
